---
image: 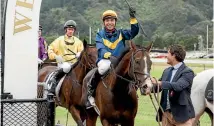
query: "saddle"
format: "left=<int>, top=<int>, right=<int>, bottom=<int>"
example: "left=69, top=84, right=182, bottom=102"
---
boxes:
left=205, top=77, right=213, bottom=102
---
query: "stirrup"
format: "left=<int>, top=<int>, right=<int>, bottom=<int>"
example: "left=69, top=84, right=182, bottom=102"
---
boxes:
left=86, top=96, right=95, bottom=109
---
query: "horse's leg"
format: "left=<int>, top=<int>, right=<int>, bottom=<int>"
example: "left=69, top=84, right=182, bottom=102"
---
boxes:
left=69, top=105, right=84, bottom=126
left=120, top=118, right=134, bottom=126
left=205, top=99, right=214, bottom=126
left=192, top=110, right=205, bottom=126
left=191, top=90, right=206, bottom=126
left=86, top=109, right=98, bottom=126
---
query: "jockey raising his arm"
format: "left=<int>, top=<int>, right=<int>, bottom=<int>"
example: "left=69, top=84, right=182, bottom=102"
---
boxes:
left=86, top=8, right=139, bottom=108
left=38, top=25, right=48, bottom=64
left=47, top=20, right=84, bottom=94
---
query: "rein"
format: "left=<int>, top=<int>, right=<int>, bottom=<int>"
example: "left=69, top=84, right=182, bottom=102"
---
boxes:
left=129, top=49, right=151, bottom=88
left=105, top=49, right=150, bottom=90
left=149, top=77, right=167, bottom=126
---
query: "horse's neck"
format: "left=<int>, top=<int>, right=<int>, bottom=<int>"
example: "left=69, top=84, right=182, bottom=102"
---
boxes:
left=109, top=73, right=135, bottom=99
left=70, top=61, right=87, bottom=84
left=107, top=51, right=132, bottom=90
left=115, top=51, right=132, bottom=76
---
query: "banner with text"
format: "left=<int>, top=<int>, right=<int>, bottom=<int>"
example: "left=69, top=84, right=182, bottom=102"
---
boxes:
left=4, top=0, right=42, bottom=99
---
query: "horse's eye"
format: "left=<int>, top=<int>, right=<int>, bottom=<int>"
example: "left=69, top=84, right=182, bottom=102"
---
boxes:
left=135, top=60, right=140, bottom=64
left=143, top=85, right=148, bottom=89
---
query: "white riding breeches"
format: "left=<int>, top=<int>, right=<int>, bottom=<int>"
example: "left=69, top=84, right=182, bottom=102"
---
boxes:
left=97, top=59, right=111, bottom=75
left=58, top=62, right=73, bottom=73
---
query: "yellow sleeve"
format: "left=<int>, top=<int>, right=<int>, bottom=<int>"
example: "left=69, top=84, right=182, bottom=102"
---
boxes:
left=130, top=18, right=138, bottom=24
left=48, top=38, right=59, bottom=60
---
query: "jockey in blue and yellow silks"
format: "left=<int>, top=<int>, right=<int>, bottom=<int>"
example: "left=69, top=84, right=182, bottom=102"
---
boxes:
left=85, top=8, right=139, bottom=109
left=96, top=10, right=139, bottom=67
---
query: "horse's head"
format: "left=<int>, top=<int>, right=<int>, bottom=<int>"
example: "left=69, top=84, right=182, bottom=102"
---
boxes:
left=127, top=41, right=153, bottom=95
left=78, top=39, right=97, bottom=69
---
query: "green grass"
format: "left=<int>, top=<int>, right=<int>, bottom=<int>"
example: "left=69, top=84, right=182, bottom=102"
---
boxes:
left=55, top=63, right=212, bottom=126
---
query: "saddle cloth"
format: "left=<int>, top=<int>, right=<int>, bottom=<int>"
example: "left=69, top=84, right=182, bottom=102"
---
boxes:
left=45, top=72, right=66, bottom=104
left=205, top=77, right=213, bottom=102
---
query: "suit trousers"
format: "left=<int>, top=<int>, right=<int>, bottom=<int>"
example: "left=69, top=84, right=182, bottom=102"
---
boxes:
left=162, top=111, right=194, bottom=126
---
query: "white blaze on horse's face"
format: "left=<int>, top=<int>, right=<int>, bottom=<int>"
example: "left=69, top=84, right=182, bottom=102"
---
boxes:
left=142, top=56, right=153, bottom=95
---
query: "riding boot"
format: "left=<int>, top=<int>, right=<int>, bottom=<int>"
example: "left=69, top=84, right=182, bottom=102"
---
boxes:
left=86, top=70, right=100, bottom=109
left=48, top=68, right=65, bottom=94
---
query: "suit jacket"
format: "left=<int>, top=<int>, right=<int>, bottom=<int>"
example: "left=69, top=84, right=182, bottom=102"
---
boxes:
left=155, top=63, right=195, bottom=123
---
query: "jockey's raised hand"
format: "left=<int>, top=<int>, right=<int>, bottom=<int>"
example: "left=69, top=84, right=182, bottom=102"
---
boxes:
left=129, top=6, right=136, bottom=18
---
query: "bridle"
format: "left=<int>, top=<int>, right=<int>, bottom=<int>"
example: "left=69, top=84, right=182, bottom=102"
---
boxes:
left=112, top=49, right=151, bottom=89
left=128, top=49, right=151, bottom=89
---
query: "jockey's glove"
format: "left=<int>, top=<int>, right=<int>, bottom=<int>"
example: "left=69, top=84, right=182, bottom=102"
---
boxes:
left=129, top=7, right=136, bottom=18
left=38, top=58, right=44, bottom=64
left=76, top=52, right=81, bottom=58
left=55, top=55, right=64, bottom=63
left=42, top=58, right=47, bottom=61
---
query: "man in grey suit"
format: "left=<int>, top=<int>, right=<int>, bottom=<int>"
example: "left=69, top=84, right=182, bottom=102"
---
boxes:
left=151, top=45, right=195, bottom=126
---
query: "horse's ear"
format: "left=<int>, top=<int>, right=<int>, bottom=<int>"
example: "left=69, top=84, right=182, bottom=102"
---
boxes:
left=83, top=39, right=87, bottom=49
left=129, top=41, right=136, bottom=50
left=146, top=42, right=153, bottom=53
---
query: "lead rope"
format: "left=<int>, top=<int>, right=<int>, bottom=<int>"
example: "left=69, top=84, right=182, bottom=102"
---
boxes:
left=66, top=110, right=69, bottom=126
left=149, top=77, right=165, bottom=126
left=150, top=77, right=169, bottom=126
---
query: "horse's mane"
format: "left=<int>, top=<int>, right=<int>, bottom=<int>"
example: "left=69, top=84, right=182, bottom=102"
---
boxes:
left=87, top=44, right=96, bottom=47
left=115, top=47, right=130, bottom=65
left=71, top=58, right=80, bottom=68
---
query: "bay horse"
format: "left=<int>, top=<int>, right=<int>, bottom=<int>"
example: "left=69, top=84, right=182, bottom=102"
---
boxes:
left=191, top=69, right=213, bottom=126
left=38, top=40, right=97, bottom=126
left=82, top=42, right=153, bottom=126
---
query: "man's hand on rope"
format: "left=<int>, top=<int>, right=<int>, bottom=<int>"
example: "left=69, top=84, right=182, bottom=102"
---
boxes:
left=151, top=77, right=162, bottom=86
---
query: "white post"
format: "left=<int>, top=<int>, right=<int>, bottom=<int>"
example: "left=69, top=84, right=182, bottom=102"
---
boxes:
left=97, top=28, right=99, bottom=33
left=213, top=19, right=214, bottom=49
left=89, top=26, right=91, bottom=44
left=212, top=0, right=214, bottom=51
left=206, top=25, right=209, bottom=55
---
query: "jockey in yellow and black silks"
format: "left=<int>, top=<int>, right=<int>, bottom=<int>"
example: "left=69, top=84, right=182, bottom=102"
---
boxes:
left=85, top=8, right=139, bottom=108
left=47, top=20, right=84, bottom=94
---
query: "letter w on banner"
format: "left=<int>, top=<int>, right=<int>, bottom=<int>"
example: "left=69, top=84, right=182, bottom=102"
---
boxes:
left=4, top=0, right=42, bottom=99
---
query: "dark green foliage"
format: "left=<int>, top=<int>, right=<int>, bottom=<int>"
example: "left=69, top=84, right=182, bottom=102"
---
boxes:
left=1, top=0, right=213, bottom=50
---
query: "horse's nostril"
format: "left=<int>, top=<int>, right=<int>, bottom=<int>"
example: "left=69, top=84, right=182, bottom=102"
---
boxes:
left=143, top=85, right=148, bottom=89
